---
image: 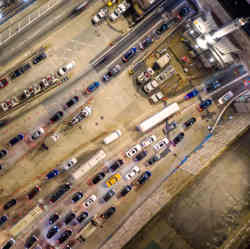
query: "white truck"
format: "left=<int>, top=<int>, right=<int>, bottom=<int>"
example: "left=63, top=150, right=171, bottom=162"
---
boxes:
left=103, top=130, right=122, bottom=144
left=153, top=53, right=170, bottom=70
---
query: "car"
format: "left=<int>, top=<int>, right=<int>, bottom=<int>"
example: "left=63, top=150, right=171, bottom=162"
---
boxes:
left=39, top=78, right=50, bottom=89
left=0, top=215, right=7, bottom=226
left=62, top=158, right=77, bottom=170
left=101, top=207, right=116, bottom=219
left=149, top=91, right=164, bottom=104
left=184, top=89, right=199, bottom=100
left=0, top=149, right=7, bottom=159
left=103, top=189, right=115, bottom=202
left=58, top=230, right=72, bottom=244
left=139, top=37, right=153, bottom=50
left=218, top=91, right=234, bottom=105
left=83, top=194, right=97, bottom=208
left=120, top=185, right=132, bottom=197
left=64, top=212, right=76, bottom=225
left=178, top=7, right=190, bottom=18
left=92, top=172, right=105, bottom=184
left=141, top=135, right=157, bottom=148
left=121, top=47, right=136, bottom=63
left=125, top=166, right=140, bottom=180
left=0, top=78, right=8, bottom=88
left=155, top=23, right=168, bottom=35
left=165, top=121, right=177, bottom=133
left=71, top=2, right=88, bottom=16
left=47, top=226, right=59, bottom=239
left=63, top=96, right=79, bottom=110
left=46, top=169, right=59, bottom=179
left=91, top=7, right=108, bottom=25
left=143, top=80, right=159, bottom=93
left=183, top=117, right=196, bottom=129
left=72, top=192, right=83, bottom=203
left=49, top=213, right=59, bottom=225
left=126, top=144, right=142, bottom=158
left=25, top=235, right=38, bottom=249
left=31, top=127, right=45, bottom=140
left=50, top=111, right=64, bottom=123
left=27, top=186, right=40, bottom=200
left=147, top=154, right=161, bottom=166
left=106, top=173, right=121, bottom=187
left=173, top=132, right=184, bottom=145
left=32, top=52, right=47, bottom=64
left=153, top=138, right=169, bottom=151
left=134, top=150, right=147, bottom=161
left=50, top=183, right=71, bottom=203
left=206, top=81, right=221, bottom=93
left=109, top=11, right=119, bottom=22
left=58, top=61, right=76, bottom=76
left=85, top=81, right=100, bottom=94
left=8, top=133, right=24, bottom=146
left=198, top=99, right=212, bottom=112
left=3, top=199, right=16, bottom=210
left=10, top=63, right=31, bottom=80
left=137, top=171, right=151, bottom=185
left=2, top=239, right=15, bottom=249
left=108, top=159, right=123, bottom=172
left=102, top=64, right=121, bottom=81
left=76, top=211, right=88, bottom=223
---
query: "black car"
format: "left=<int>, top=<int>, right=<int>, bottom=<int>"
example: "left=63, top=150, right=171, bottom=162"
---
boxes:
left=76, top=211, right=88, bottom=223
left=10, top=63, right=31, bottom=80
left=49, top=213, right=59, bottom=225
left=32, top=52, right=47, bottom=64
left=103, top=189, right=115, bottom=202
left=120, top=185, right=132, bottom=197
left=183, top=117, right=196, bottom=129
left=47, top=226, right=59, bottom=239
left=64, top=212, right=76, bottom=225
left=139, top=37, right=153, bottom=50
left=109, top=159, right=123, bottom=172
left=72, top=192, right=83, bottom=203
left=2, top=239, right=15, bottom=249
left=50, top=183, right=71, bottom=203
left=147, top=154, right=160, bottom=166
left=178, top=7, right=190, bottom=18
left=0, top=215, right=7, bottom=226
left=58, top=230, right=72, bottom=244
left=63, top=96, right=79, bottom=110
left=137, top=171, right=151, bottom=185
left=50, top=111, right=64, bottom=123
left=27, top=186, right=40, bottom=200
left=0, top=149, right=7, bottom=159
left=92, top=172, right=105, bottom=184
left=134, top=150, right=147, bottom=161
left=8, top=134, right=24, bottom=146
left=155, top=23, right=168, bottom=35
left=101, top=207, right=116, bottom=219
left=173, top=132, right=184, bottom=145
left=3, top=199, right=16, bottom=210
left=25, top=235, right=38, bottom=249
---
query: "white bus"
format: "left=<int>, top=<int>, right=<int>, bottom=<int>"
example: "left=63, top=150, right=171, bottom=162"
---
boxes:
left=136, top=103, right=180, bottom=133
left=71, top=150, right=106, bottom=181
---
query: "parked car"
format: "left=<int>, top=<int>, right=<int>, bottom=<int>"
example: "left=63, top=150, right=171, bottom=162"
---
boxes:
left=120, top=185, right=132, bottom=197
left=139, top=37, right=153, bottom=50
left=153, top=138, right=169, bottom=151
left=108, top=159, right=123, bottom=172
left=27, top=186, right=40, bottom=200
left=58, top=61, right=76, bottom=76
left=10, top=63, right=31, bottom=80
left=32, top=52, right=47, bottom=64
left=134, top=150, right=147, bottom=161
left=198, top=99, right=212, bottom=112
left=106, top=173, right=121, bottom=187
left=50, top=183, right=71, bottom=203
left=149, top=91, right=164, bottom=103
left=83, top=194, right=97, bottom=208
left=173, top=132, right=184, bottom=145
left=0, top=149, right=7, bottom=159
left=102, top=64, right=121, bottom=82
left=218, top=91, right=234, bottom=105
left=71, top=2, right=88, bottom=16
left=165, top=121, right=177, bottom=133
left=141, top=135, right=157, bottom=148
left=126, top=144, right=142, bottom=158
left=100, top=207, right=116, bottom=219
left=103, top=189, right=115, bottom=202
left=46, top=169, right=59, bottom=179
left=25, top=235, right=38, bottom=249
left=31, top=127, right=45, bottom=140
left=121, top=47, right=136, bottom=63
left=47, top=226, right=59, bottom=239
left=58, top=230, right=72, bottom=244
left=206, top=81, right=221, bottom=93
left=92, top=172, right=105, bottom=184
left=8, top=133, right=24, bottom=146
left=0, top=78, right=8, bottom=88
left=109, top=11, right=119, bottom=22
left=178, top=7, right=190, bottom=18
left=85, top=81, right=100, bottom=94
left=77, top=212, right=88, bottom=223
left=64, top=212, right=76, bottom=225
left=147, top=154, right=161, bottom=166
left=50, top=111, right=64, bottom=123
left=63, top=96, right=79, bottom=110
left=184, top=89, right=199, bottom=100
left=72, top=192, right=83, bottom=203
left=155, top=23, right=168, bottom=35
left=143, top=80, right=159, bottom=93
left=91, top=7, right=108, bottom=25
left=2, top=239, right=15, bottom=249
left=49, top=213, right=59, bottom=225
left=137, top=171, right=151, bottom=185
left=62, top=158, right=77, bottom=170
left=183, top=117, right=196, bottom=129
left=125, top=166, right=140, bottom=180
left=0, top=215, right=8, bottom=226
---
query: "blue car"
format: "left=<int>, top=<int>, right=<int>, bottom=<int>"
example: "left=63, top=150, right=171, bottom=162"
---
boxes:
left=198, top=99, right=212, bottom=112
left=206, top=81, right=221, bottom=93
left=8, top=134, right=24, bottom=146
left=0, top=215, right=7, bottom=226
left=121, top=47, right=136, bottom=63
left=184, top=89, right=199, bottom=100
left=137, top=171, right=151, bottom=185
left=86, top=81, right=100, bottom=94
left=46, top=169, right=59, bottom=179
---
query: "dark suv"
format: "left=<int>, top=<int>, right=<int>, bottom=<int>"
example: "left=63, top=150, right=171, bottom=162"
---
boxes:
left=10, top=63, right=31, bottom=80
left=109, top=159, right=123, bottom=172
left=92, top=172, right=105, bottom=184
left=3, top=199, right=16, bottom=210
left=137, top=171, right=151, bottom=185
left=58, top=230, right=72, bottom=244
left=49, top=111, right=64, bottom=123
left=50, top=183, right=71, bottom=203
left=64, top=212, right=76, bottom=225
left=103, top=189, right=115, bottom=202
left=8, top=134, right=24, bottom=146
left=25, top=235, right=38, bottom=249
left=76, top=212, right=88, bottom=223
left=27, top=186, right=40, bottom=200
left=101, top=207, right=116, bottom=219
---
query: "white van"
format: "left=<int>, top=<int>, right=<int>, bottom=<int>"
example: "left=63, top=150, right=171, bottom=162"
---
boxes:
left=103, top=130, right=122, bottom=144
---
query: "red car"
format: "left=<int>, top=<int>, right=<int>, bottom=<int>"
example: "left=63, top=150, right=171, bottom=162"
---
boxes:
left=0, top=79, right=8, bottom=88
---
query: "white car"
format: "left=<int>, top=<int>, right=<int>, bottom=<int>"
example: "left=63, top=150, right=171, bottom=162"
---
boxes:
left=1, top=102, right=9, bottom=112
left=109, top=11, right=119, bottom=22
left=31, top=127, right=45, bottom=140
left=126, top=144, right=142, bottom=158
left=83, top=194, right=97, bottom=208
left=62, top=158, right=77, bottom=170
left=218, top=91, right=234, bottom=105
left=58, top=61, right=76, bottom=76
left=125, top=166, right=140, bottom=180
left=91, top=7, right=108, bottom=25
left=141, top=135, right=157, bottom=148
left=143, top=80, right=159, bottom=93
left=149, top=91, right=164, bottom=104
left=10, top=97, right=19, bottom=107
left=153, top=138, right=169, bottom=151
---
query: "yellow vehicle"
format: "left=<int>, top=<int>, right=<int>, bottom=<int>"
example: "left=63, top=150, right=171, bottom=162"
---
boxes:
left=106, top=173, right=121, bottom=187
